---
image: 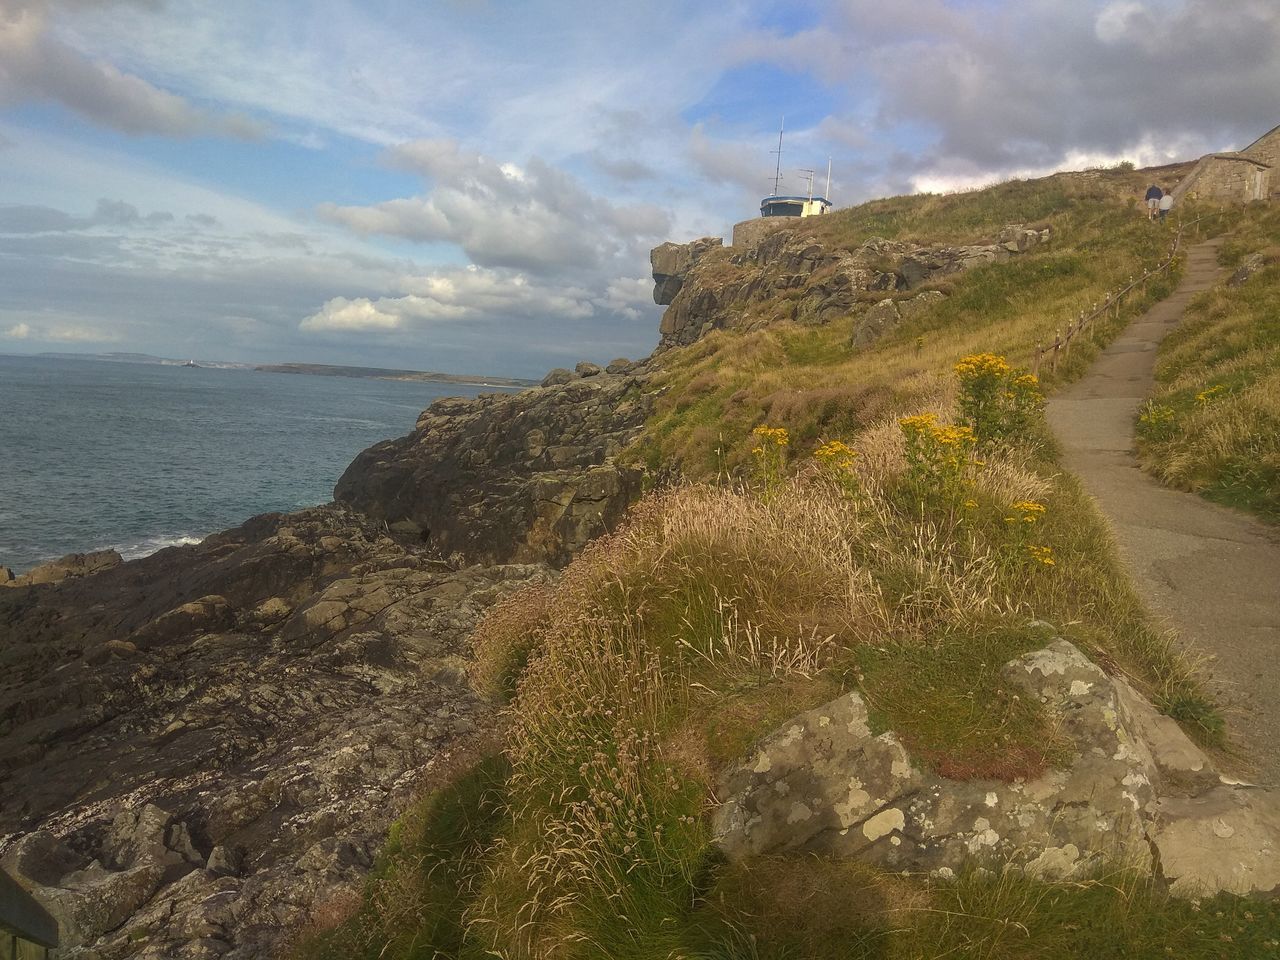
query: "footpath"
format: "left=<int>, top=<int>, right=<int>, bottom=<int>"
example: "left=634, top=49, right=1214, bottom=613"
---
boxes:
left=1047, top=235, right=1280, bottom=785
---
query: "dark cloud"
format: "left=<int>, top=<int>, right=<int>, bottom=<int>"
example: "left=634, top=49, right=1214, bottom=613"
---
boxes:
left=0, top=0, right=263, bottom=138
left=742, top=0, right=1280, bottom=181
left=0, top=198, right=176, bottom=233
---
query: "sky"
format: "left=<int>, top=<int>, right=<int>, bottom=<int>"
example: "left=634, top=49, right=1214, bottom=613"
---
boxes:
left=0, top=0, right=1277, bottom=378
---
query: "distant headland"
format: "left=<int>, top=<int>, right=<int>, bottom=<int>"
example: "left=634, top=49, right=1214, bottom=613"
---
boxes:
left=26, top=350, right=536, bottom=388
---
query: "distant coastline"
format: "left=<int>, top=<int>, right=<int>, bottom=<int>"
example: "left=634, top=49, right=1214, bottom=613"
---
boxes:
left=256, top=362, right=536, bottom=388
left=20, top=351, right=536, bottom=388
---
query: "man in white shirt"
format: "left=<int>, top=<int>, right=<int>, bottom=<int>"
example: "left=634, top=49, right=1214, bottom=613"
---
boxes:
left=1159, top=191, right=1174, bottom=221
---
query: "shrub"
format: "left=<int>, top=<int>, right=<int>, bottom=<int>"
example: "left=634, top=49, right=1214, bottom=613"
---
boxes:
left=954, top=353, right=1044, bottom=448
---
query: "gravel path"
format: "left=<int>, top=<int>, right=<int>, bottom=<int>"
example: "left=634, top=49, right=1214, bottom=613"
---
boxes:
left=1047, top=235, right=1280, bottom=785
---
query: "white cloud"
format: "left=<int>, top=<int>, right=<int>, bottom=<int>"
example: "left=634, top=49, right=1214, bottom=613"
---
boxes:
left=0, top=0, right=262, bottom=137
left=300, top=297, right=403, bottom=332
left=320, top=139, right=670, bottom=274
left=1, top=318, right=117, bottom=341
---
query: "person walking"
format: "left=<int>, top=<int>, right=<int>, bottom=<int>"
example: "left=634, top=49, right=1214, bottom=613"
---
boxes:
left=1159, top=189, right=1174, bottom=222
left=1145, top=184, right=1163, bottom=220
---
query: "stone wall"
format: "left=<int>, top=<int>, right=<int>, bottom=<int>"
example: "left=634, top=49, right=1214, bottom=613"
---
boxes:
left=730, top=216, right=793, bottom=249
left=1179, top=156, right=1270, bottom=204
left=1241, top=124, right=1280, bottom=170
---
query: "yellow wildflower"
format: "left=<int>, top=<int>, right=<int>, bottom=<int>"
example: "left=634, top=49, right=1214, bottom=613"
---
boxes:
left=1027, top=545, right=1055, bottom=566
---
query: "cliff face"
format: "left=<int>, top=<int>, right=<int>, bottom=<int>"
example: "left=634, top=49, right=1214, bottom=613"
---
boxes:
left=334, top=365, right=650, bottom=569
left=652, top=223, right=1051, bottom=350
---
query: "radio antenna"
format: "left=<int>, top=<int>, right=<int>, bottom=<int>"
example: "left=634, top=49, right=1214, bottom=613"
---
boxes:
left=771, top=116, right=785, bottom=196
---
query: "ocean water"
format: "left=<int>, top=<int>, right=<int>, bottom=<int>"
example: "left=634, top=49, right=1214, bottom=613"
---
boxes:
left=0, top=355, right=513, bottom=573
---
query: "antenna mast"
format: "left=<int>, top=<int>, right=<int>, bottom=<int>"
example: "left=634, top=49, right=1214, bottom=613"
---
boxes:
left=825, top=157, right=832, bottom=201
left=800, top=169, right=816, bottom=200
left=771, top=116, right=785, bottom=196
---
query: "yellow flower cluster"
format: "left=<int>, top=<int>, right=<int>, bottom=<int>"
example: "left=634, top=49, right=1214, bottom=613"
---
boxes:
left=1010, top=499, right=1046, bottom=524
left=1195, top=384, right=1224, bottom=406
left=954, top=353, right=1012, bottom=382
left=751, top=425, right=789, bottom=456
left=1012, top=373, right=1040, bottom=390
left=1027, top=544, right=1055, bottom=566
left=814, top=439, right=857, bottom=469
left=899, top=413, right=976, bottom=447
left=752, top=425, right=789, bottom=446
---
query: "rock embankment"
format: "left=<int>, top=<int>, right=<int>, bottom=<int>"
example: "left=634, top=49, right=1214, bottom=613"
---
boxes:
left=652, top=224, right=1050, bottom=350
left=334, top=365, right=650, bottom=568
left=0, top=506, right=549, bottom=957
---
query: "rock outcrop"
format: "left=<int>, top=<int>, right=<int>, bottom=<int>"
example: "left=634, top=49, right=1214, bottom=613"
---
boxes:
left=2, top=549, right=123, bottom=588
left=334, top=370, right=651, bottom=568
left=715, top=639, right=1280, bottom=896
left=652, top=225, right=1050, bottom=350
left=0, top=506, right=549, bottom=957
left=651, top=237, right=723, bottom=305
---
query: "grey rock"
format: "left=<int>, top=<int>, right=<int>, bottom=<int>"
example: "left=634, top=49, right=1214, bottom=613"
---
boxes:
left=714, top=639, right=1280, bottom=895
left=1229, top=251, right=1272, bottom=286
left=850, top=299, right=902, bottom=348
left=335, top=372, right=650, bottom=567
left=605, top=357, right=633, bottom=374
left=0, top=504, right=554, bottom=959
left=540, top=367, right=575, bottom=387
left=651, top=237, right=722, bottom=304
left=653, top=226, right=1045, bottom=350
left=574, top=361, right=603, bottom=378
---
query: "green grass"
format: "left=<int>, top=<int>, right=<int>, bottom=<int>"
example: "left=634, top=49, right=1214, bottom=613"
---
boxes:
left=683, top=860, right=1280, bottom=960
left=1137, top=206, right=1280, bottom=521
left=853, top=623, right=1075, bottom=781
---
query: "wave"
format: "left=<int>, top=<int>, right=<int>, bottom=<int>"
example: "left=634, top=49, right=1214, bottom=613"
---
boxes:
left=113, top=533, right=206, bottom=560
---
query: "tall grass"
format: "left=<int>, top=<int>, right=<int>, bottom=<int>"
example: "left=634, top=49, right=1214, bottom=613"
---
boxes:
left=1137, top=206, right=1280, bottom=520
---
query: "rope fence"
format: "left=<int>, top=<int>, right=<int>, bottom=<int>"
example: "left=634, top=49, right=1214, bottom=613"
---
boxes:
left=1031, top=211, right=1226, bottom=377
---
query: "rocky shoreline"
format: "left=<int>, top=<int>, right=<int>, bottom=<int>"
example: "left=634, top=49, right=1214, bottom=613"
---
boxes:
left=0, top=361, right=649, bottom=958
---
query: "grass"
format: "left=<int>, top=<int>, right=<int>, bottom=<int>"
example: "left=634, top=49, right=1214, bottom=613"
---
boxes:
left=629, top=169, right=1186, bottom=480
left=298, top=169, right=1247, bottom=959
left=1136, top=204, right=1280, bottom=521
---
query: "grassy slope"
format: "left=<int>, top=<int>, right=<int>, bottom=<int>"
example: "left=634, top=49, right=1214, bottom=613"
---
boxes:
left=289, top=172, right=1278, bottom=960
left=1136, top=204, right=1280, bottom=520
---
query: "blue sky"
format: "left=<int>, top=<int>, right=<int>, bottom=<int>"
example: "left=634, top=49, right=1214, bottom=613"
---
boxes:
left=0, top=0, right=1277, bottom=378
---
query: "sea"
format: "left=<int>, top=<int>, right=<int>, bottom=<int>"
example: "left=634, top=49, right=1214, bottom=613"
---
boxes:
left=0, top=355, right=515, bottom=574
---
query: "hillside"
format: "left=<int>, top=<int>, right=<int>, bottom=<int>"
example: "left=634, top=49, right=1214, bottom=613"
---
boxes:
left=291, top=168, right=1280, bottom=959
left=5, top=163, right=1277, bottom=960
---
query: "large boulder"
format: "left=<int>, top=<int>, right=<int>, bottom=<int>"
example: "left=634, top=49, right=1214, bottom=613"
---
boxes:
left=714, top=639, right=1280, bottom=895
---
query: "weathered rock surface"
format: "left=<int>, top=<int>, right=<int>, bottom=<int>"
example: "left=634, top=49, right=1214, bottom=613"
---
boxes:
left=652, top=225, right=1050, bottom=350
left=0, top=505, right=550, bottom=957
left=715, top=639, right=1280, bottom=896
left=651, top=237, right=723, bottom=304
left=335, top=372, right=651, bottom=567
left=3, top=549, right=123, bottom=588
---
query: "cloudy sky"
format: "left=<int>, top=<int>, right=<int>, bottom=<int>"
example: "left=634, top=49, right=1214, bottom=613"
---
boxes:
left=0, top=0, right=1276, bottom=377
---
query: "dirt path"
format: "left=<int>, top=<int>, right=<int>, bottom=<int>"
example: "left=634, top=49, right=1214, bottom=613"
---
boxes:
left=1047, top=236, right=1280, bottom=785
